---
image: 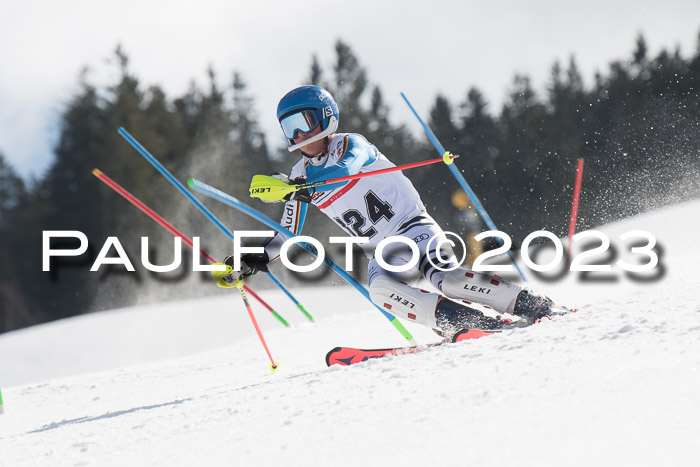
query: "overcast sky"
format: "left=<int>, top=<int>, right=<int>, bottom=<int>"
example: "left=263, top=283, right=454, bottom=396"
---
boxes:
left=1, top=0, right=699, bottom=180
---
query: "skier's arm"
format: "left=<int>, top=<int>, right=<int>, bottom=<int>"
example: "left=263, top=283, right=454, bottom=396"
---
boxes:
left=217, top=199, right=306, bottom=287
left=307, top=135, right=377, bottom=191
left=254, top=199, right=308, bottom=262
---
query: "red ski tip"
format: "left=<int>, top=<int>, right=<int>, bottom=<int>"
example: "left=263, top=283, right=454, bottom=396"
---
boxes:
left=452, top=329, right=498, bottom=342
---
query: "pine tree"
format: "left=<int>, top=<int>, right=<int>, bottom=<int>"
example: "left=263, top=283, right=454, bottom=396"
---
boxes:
left=457, top=87, right=500, bottom=225
left=328, top=40, right=369, bottom=133
left=0, top=153, right=36, bottom=332
left=495, top=75, right=550, bottom=236
left=459, top=87, right=499, bottom=175
left=0, top=153, right=25, bottom=217
left=0, top=152, right=26, bottom=282
left=308, top=55, right=323, bottom=86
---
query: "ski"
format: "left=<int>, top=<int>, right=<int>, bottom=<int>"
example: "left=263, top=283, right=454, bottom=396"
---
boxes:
left=326, top=329, right=498, bottom=366
left=325, top=306, right=581, bottom=366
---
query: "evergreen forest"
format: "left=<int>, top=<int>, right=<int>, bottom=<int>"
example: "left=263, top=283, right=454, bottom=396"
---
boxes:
left=1, top=33, right=698, bottom=332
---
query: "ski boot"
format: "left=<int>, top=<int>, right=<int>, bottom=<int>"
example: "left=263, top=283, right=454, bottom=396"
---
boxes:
left=434, top=298, right=503, bottom=341
left=512, top=289, right=554, bottom=323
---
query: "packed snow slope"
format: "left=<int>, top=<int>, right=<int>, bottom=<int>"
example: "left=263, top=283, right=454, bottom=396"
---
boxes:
left=1, top=200, right=699, bottom=467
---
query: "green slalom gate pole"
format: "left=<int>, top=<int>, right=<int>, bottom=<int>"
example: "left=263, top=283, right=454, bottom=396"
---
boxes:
left=0, top=385, right=4, bottom=414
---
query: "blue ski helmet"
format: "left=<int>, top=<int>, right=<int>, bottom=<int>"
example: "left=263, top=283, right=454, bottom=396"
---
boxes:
left=277, top=85, right=339, bottom=152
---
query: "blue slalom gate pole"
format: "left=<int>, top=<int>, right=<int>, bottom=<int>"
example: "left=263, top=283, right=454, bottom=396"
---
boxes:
left=187, top=177, right=416, bottom=344
left=400, top=93, right=528, bottom=282
left=117, top=127, right=309, bottom=313
left=265, top=272, right=314, bottom=322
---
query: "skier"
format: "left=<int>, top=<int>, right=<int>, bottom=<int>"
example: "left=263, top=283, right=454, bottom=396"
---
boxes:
left=221, top=85, right=553, bottom=335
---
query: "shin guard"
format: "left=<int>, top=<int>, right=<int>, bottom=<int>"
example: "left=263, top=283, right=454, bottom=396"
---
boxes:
left=440, top=268, right=522, bottom=314
left=369, top=276, right=441, bottom=328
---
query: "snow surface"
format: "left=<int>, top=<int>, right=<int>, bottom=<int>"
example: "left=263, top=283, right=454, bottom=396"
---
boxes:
left=1, top=200, right=699, bottom=466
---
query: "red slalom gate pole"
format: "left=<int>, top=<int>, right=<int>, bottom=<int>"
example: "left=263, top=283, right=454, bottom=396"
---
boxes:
left=568, top=158, right=585, bottom=256
left=250, top=153, right=458, bottom=201
left=94, top=168, right=283, bottom=370
left=235, top=281, right=279, bottom=372
left=92, top=168, right=281, bottom=318
left=93, top=169, right=217, bottom=263
left=301, top=153, right=457, bottom=189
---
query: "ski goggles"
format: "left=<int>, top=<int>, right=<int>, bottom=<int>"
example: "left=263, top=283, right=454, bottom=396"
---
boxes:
left=279, top=109, right=323, bottom=140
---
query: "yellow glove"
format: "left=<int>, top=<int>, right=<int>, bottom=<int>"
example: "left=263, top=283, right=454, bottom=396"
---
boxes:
left=211, top=263, right=238, bottom=288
